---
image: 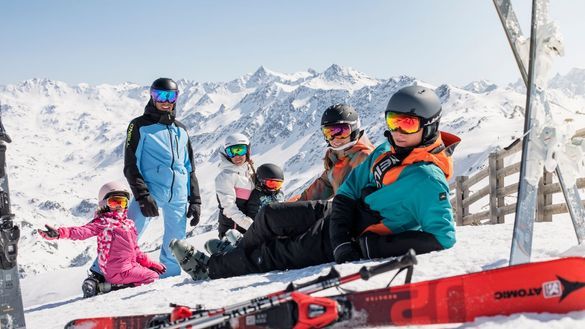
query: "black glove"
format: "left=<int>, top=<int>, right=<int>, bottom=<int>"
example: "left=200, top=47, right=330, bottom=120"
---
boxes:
left=138, top=195, right=159, bottom=217
left=186, top=203, right=201, bottom=227
left=38, top=224, right=60, bottom=240
left=329, top=194, right=358, bottom=251
left=333, top=242, right=361, bottom=264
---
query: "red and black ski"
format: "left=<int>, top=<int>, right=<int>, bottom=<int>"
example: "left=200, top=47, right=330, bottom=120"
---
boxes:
left=238, top=256, right=585, bottom=328
left=64, top=256, right=585, bottom=329
left=344, top=256, right=585, bottom=326
left=64, top=314, right=164, bottom=329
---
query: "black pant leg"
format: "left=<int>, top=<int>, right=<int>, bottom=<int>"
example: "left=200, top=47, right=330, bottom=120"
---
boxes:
left=359, top=231, right=443, bottom=259
left=240, top=201, right=332, bottom=250
left=208, top=216, right=334, bottom=279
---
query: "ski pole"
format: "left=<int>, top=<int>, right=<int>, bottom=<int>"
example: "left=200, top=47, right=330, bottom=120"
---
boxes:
left=153, top=249, right=417, bottom=329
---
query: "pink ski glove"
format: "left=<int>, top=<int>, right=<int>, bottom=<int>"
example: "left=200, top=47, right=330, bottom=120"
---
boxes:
left=149, top=262, right=166, bottom=275
left=139, top=256, right=166, bottom=275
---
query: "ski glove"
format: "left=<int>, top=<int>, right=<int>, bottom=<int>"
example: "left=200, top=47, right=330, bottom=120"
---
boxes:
left=138, top=257, right=166, bottom=275
left=38, top=224, right=59, bottom=240
left=149, top=262, right=166, bottom=275
left=329, top=194, right=358, bottom=251
left=186, top=203, right=201, bottom=227
left=138, top=195, right=159, bottom=217
left=333, top=241, right=361, bottom=264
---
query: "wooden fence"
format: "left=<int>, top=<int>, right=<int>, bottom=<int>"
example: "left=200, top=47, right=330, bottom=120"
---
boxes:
left=449, top=130, right=585, bottom=226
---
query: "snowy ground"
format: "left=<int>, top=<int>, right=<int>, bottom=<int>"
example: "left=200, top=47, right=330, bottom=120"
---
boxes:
left=22, top=215, right=585, bottom=329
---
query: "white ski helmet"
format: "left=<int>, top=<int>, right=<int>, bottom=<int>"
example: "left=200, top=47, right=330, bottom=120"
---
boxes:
left=221, top=133, right=251, bottom=157
left=98, top=181, right=131, bottom=207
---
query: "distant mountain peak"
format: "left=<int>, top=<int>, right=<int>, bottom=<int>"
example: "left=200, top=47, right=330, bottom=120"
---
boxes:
left=246, top=66, right=280, bottom=87
left=549, top=67, right=585, bottom=96
left=463, top=80, right=498, bottom=94
left=322, top=64, right=364, bottom=81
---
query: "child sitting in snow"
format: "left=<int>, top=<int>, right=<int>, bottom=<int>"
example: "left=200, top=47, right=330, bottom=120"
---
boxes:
left=38, top=181, right=166, bottom=297
left=204, top=163, right=285, bottom=255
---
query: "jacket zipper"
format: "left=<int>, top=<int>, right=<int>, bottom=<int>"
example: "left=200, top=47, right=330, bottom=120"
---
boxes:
left=167, top=125, right=176, bottom=202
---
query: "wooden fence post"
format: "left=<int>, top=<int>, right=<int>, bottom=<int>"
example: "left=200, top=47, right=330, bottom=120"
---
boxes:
left=537, top=170, right=553, bottom=222
left=455, top=176, right=469, bottom=226
left=496, top=155, right=506, bottom=223
left=488, top=153, right=500, bottom=224
left=543, top=171, right=553, bottom=221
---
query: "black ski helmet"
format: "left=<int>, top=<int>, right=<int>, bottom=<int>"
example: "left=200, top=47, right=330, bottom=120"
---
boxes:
left=320, top=104, right=361, bottom=143
left=150, top=78, right=178, bottom=91
left=385, top=85, right=442, bottom=145
left=256, top=163, right=284, bottom=193
left=256, top=163, right=284, bottom=182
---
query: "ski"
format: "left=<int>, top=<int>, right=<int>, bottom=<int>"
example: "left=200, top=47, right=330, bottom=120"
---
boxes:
left=154, top=249, right=416, bottom=329
left=231, top=257, right=585, bottom=328
left=65, top=249, right=417, bottom=329
left=64, top=256, right=585, bottom=329
left=64, top=314, right=166, bottom=329
left=64, top=304, right=209, bottom=329
left=493, top=0, right=585, bottom=265
left=0, top=105, right=26, bottom=328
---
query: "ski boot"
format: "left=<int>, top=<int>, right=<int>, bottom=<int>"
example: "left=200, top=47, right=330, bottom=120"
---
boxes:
left=81, top=269, right=106, bottom=298
left=205, top=228, right=243, bottom=255
left=98, top=282, right=134, bottom=294
left=169, top=239, right=210, bottom=281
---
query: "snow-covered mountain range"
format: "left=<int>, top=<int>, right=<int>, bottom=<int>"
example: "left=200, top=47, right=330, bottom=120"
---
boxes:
left=1, top=64, right=584, bottom=278
left=3, top=64, right=585, bottom=329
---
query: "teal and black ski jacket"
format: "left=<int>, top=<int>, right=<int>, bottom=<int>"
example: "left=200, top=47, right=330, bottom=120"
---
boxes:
left=331, top=131, right=459, bottom=251
left=123, top=101, right=201, bottom=205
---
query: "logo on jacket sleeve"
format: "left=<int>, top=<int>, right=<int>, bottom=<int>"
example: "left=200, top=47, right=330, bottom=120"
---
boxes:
left=126, top=123, right=135, bottom=148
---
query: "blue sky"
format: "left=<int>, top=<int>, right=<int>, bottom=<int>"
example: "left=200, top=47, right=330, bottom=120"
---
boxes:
left=1, top=0, right=583, bottom=87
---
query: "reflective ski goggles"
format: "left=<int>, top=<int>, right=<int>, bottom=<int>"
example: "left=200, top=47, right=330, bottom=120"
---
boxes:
left=321, top=123, right=352, bottom=141
left=150, top=89, right=179, bottom=103
left=261, top=179, right=283, bottom=191
left=106, top=195, right=128, bottom=209
left=225, top=144, right=248, bottom=158
left=385, top=112, right=422, bottom=134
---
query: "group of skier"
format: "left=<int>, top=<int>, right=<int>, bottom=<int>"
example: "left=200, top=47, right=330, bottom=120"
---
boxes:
left=170, top=85, right=460, bottom=280
left=38, top=77, right=460, bottom=297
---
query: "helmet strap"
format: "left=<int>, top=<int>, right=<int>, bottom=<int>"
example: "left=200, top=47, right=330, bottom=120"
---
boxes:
left=328, top=139, right=358, bottom=151
left=326, top=129, right=363, bottom=151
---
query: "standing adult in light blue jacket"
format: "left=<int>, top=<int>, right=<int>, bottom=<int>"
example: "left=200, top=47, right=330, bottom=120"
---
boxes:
left=122, top=78, right=201, bottom=278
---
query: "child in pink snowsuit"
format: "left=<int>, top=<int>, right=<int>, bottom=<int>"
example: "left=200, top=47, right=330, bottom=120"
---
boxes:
left=39, top=181, right=165, bottom=286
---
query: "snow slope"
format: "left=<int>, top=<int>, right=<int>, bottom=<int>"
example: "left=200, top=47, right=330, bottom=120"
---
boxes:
left=1, top=65, right=584, bottom=327
left=22, top=219, right=585, bottom=329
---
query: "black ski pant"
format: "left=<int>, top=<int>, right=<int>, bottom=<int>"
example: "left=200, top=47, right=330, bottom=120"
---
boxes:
left=239, top=200, right=332, bottom=249
left=208, top=201, right=334, bottom=279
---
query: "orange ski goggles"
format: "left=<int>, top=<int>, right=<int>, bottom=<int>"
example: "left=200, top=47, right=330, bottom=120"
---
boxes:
left=385, top=112, right=421, bottom=134
left=106, top=196, right=129, bottom=209
left=262, top=179, right=283, bottom=191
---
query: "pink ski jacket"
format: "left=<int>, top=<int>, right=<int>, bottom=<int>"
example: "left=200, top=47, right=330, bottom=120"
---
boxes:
left=57, top=210, right=153, bottom=282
